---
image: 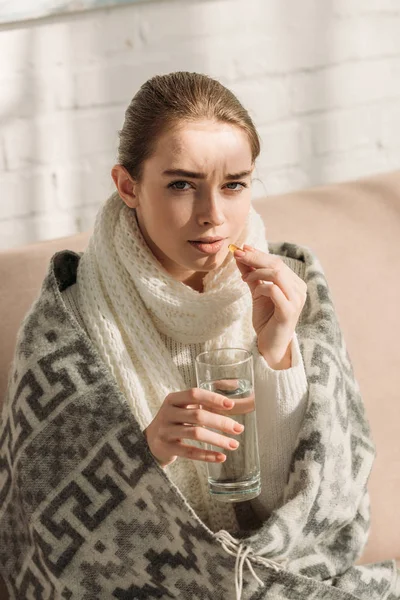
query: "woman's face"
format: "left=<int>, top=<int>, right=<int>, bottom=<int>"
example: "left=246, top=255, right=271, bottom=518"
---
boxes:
left=113, top=120, right=254, bottom=291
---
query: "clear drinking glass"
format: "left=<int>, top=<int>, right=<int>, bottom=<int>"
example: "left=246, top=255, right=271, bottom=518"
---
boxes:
left=194, top=348, right=261, bottom=502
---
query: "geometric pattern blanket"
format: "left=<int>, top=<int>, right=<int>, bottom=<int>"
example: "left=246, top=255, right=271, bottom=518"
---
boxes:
left=0, top=241, right=399, bottom=599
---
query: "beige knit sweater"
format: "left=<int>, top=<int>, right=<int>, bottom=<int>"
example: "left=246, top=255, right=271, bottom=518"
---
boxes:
left=62, top=280, right=309, bottom=530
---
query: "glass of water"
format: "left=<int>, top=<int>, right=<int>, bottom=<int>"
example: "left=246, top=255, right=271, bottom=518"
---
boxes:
left=194, top=348, right=261, bottom=503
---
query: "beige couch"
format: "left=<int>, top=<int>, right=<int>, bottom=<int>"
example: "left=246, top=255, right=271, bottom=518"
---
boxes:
left=0, top=171, right=399, bottom=598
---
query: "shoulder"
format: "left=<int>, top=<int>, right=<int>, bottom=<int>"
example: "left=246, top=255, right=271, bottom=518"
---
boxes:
left=2, top=250, right=106, bottom=422
left=267, top=241, right=335, bottom=325
left=268, top=241, right=321, bottom=282
left=49, top=249, right=83, bottom=292
left=10, top=250, right=86, bottom=367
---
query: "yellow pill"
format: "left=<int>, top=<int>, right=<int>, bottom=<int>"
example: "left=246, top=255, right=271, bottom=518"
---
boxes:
left=228, top=243, right=243, bottom=253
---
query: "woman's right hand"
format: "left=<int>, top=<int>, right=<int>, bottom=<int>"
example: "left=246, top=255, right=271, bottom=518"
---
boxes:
left=144, top=387, right=245, bottom=469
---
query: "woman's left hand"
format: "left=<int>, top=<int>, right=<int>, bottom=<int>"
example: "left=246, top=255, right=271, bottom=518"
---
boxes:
left=233, top=244, right=307, bottom=370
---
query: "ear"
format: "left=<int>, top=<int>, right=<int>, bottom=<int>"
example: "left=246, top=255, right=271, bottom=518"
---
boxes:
left=111, top=164, right=139, bottom=209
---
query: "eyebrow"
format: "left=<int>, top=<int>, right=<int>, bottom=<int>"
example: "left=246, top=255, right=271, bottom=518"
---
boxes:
left=162, top=168, right=253, bottom=180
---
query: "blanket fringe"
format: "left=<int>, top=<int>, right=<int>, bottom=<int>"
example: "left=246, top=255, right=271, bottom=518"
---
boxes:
left=215, top=530, right=288, bottom=600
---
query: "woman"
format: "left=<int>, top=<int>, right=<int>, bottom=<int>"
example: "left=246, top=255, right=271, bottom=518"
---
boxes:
left=0, top=72, right=398, bottom=600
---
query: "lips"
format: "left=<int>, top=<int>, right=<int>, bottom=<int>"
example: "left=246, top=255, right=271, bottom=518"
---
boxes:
left=188, top=239, right=225, bottom=255
left=190, top=237, right=224, bottom=243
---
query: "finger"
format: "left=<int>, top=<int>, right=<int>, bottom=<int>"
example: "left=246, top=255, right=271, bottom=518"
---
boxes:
left=167, top=388, right=236, bottom=411
left=240, top=248, right=307, bottom=298
left=174, top=442, right=227, bottom=463
left=168, top=406, right=244, bottom=435
left=232, top=245, right=257, bottom=278
left=166, top=425, right=241, bottom=452
left=243, top=267, right=298, bottom=302
left=213, top=378, right=240, bottom=392
left=234, top=245, right=279, bottom=270
left=253, top=282, right=292, bottom=320
left=239, top=266, right=262, bottom=294
left=234, top=258, right=256, bottom=279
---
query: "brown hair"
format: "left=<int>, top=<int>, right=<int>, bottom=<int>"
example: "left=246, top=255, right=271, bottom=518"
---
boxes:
left=117, top=71, right=261, bottom=182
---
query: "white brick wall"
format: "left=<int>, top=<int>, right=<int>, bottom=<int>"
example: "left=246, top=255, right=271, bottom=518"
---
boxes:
left=0, top=0, right=400, bottom=249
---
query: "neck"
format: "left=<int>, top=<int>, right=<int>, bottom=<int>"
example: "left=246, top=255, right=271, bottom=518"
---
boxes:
left=182, top=272, right=205, bottom=292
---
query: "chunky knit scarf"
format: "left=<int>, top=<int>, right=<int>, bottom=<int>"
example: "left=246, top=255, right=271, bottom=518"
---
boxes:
left=76, top=192, right=268, bottom=527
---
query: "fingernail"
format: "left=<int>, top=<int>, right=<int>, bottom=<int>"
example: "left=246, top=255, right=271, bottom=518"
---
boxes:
left=223, top=399, right=234, bottom=408
left=234, top=423, right=244, bottom=433
left=243, top=245, right=255, bottom=252
left=234, top=249, right=246, bottom=257
left=229, top=440, right=239, bottom=449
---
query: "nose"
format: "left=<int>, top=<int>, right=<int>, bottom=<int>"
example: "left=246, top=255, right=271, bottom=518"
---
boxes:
left=196, top=190, right=225, bottom=227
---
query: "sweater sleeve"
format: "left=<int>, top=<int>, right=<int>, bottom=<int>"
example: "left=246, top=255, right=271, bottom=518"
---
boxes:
left=249, top=331, right=309, bottom=520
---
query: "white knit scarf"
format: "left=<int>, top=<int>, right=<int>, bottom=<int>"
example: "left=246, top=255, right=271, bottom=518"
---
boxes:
left=77, top=191, right=269, bottom=526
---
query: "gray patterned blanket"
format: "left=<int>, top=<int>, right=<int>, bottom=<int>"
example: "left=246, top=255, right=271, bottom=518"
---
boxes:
left=0, top=242, right=399, bottom=599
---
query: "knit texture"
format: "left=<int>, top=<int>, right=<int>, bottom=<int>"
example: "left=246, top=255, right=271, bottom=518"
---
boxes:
left=1, top=242, right=399, bottom=599
left=62, top=279, right=309, bottom=530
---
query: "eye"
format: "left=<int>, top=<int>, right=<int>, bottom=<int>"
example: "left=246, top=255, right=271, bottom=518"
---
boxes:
left=225, top=182, right=248, bottom=191
left=168, top=180, right=192, bottom=191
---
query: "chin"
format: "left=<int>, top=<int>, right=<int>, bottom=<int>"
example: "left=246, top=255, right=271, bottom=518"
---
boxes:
left=194, top=254, right=226, bottom=269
